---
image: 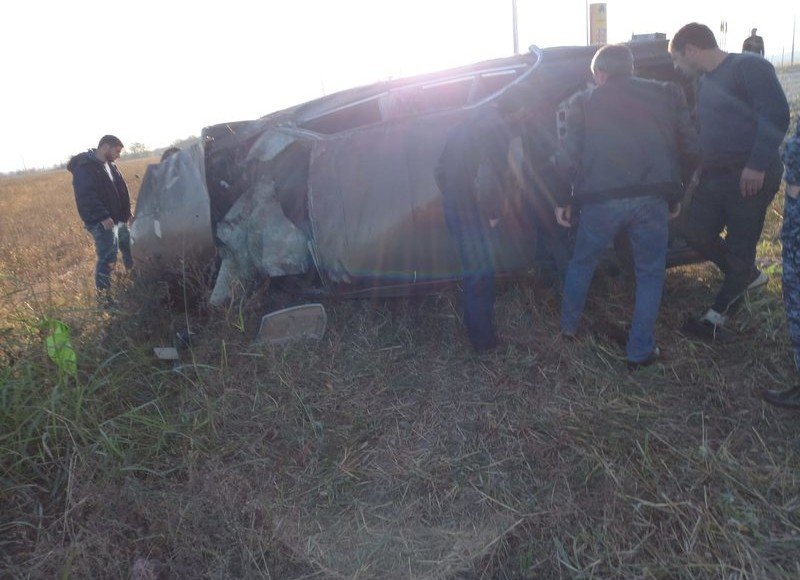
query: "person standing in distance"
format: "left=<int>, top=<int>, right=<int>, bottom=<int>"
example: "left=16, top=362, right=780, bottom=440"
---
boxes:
left=555, top=44, right=700, bottom=368
left=742, top=28, right=765, bottom=56
left=67, top=135, right=133, bottom=301
left=670, top=23, right=789, bottom=340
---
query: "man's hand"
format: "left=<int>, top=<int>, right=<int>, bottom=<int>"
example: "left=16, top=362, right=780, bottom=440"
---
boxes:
left=669, top=202, right=681, bottom=220
left=101, top=217, right=115, bottom=230
left=787, top=184, right=800, bottom=200
left=555, top=205, right=572, bottom=228
left=740, top=167, right=766, bottom=197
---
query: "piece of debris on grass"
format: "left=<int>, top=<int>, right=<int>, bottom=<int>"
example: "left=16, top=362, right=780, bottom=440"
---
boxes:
left=255, top=303, right=327, bottom=345
left=153, top=347, right=180, bottom=360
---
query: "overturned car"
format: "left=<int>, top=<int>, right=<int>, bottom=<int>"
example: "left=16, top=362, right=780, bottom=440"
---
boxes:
left=131, top=39, right=698, bottom=304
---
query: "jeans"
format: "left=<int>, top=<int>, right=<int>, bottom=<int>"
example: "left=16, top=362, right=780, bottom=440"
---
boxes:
left=443, top=194, right=496, bottom=351
left=117, top=222, right=133, bottom=270
left=87, top=222, right=118, bottom=291
left=561, top=196, right=668, bottom=362
left=680, top=157, right=782, bottom=312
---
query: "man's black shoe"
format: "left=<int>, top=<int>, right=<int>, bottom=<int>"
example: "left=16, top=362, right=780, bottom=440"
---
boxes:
left=763, top=385, right=800, bottom=409
left=682, top=317, right=735, bottom=342
left=725, top=268, right=770, bottom=312
left=627, top=347, right=661, bottom=370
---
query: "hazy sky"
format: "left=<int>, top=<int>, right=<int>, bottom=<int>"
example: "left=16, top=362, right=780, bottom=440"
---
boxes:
left=0, top=0, right=795, bottom=172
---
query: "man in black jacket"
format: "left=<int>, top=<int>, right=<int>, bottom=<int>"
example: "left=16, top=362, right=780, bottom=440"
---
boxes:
left=742, top=28, right=765, bottom=56
left=435, top=95, right=526, bottom=352
left=555, top=44, right=700, bottom=367
left=67, top=135, right=132, bottom=297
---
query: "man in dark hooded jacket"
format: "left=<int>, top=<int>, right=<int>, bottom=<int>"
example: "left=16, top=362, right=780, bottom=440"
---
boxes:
left=67, top=135, right=132, bottom=296
left=435, top=89, right=529, bottom=352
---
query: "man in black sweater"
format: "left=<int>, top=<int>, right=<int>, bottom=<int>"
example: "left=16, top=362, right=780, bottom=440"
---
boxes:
left=670, top=23, right=789, bottom=340
left=67, top=135, right=132, bottom=298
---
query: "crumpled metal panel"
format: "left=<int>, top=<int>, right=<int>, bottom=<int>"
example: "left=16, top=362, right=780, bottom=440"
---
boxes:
left=131, top=142, right=214, bottom=268
left=246, top=130, right=297, bottom=164
left=208, top=131, right=312, bottom=304
left=215, top=178, right=311, bottom=279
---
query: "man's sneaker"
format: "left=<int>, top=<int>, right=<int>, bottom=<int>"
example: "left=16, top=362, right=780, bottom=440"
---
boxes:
left=746, top=268, right=769, bottom=291
left=682, top=309, right=735, bottom=341
left=763, top=385, right=800, bottom=409
left=627, top=346, right=661, bottom=370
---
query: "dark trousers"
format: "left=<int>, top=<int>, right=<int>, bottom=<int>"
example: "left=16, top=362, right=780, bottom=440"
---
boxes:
left=443, top=194, right=496, bottom=351
left=680, top=157, right=782, bottom=312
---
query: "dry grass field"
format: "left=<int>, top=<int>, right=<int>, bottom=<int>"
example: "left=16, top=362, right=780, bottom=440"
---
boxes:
left=2, top=119, right=800, bottom=578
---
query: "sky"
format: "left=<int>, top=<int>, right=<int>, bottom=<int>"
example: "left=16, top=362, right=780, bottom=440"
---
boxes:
left=0, top=0, right=796, bottom=173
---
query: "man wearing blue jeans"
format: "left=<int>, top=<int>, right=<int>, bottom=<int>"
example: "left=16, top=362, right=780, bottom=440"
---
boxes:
left=67, top=135, right=133, bottom=300
left=555, top=44, right=700, bottom=367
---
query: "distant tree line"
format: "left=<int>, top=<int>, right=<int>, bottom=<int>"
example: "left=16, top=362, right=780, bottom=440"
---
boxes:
left=0, top=136, right=201, bottom=177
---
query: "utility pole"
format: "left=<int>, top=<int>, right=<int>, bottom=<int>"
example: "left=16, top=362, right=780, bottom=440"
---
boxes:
left=586, top=0, right=590, bottom=45
left=512, top=0, right=519, bottom=54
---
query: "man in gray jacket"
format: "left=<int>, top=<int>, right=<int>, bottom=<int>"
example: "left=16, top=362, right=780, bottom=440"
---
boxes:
left=555, top=44, right=700, bottom=367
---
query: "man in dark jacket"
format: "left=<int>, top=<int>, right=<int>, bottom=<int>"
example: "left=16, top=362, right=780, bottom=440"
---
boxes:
left=670, top=23, right=789, bottom=340
left=435, top=96, right=524, bottom=352
left=742, top=28, right=765, bottom=56
left=555, top=44, right=701, bottom=367
left=67, top=135, right=132, bottom=296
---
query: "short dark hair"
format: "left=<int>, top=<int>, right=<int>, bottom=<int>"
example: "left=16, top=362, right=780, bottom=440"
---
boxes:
left=591, top=44, right=634, bottom=78
left=670, top=23, right=718, bottom=54
left=98, top=134, right=124, bottom=149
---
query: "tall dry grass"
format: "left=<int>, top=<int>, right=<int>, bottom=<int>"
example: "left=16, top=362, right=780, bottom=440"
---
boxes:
left=2, top=129, right=800, bottom=579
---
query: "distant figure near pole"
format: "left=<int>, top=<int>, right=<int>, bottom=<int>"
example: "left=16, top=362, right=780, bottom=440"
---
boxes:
left=742, top=28, right=765, bottom=56
left=67, top=135, right=133, bottom=304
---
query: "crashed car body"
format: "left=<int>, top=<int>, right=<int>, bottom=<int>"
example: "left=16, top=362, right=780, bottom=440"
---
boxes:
left=131, top=39, right=698, bottom=303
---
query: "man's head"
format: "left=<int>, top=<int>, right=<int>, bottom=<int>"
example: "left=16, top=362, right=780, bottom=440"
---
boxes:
left=669, top=23, right=720, bottom=76
left=96, top=134, right=124, bottom=163
left=590, top=44, right=634, bottom=86
left=751, top=28, right=758, bottom=36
